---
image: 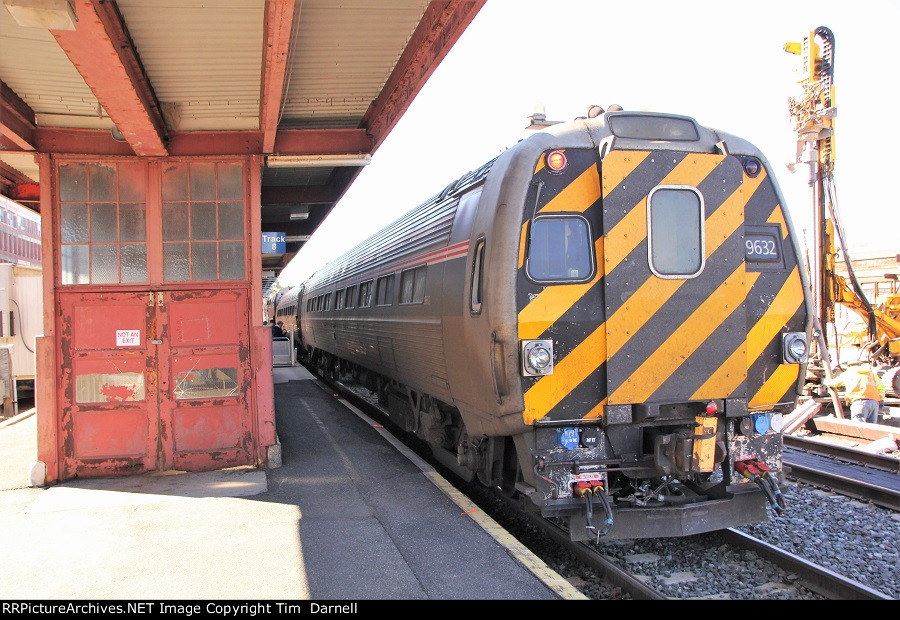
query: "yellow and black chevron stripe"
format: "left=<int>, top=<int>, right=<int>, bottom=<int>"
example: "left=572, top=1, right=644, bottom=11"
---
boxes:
left=517, top=149, right=808, bottom=425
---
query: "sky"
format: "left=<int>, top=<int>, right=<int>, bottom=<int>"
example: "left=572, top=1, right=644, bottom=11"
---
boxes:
left=278, top=0, right=900, bottom=287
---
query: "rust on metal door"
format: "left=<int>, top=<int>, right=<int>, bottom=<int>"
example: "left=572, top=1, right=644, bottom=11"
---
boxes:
left=58, top=288, right=254, bottom=477
left=58, top=291, right=159, bottom=478
left=159, top=288, right=254, bottom=471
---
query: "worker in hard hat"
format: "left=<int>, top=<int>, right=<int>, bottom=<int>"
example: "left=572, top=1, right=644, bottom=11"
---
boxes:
left=825, top=361, right=886, bottom=424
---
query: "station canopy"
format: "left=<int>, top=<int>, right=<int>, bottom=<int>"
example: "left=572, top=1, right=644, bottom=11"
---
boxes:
left=0, top=0, right=484, bottom=295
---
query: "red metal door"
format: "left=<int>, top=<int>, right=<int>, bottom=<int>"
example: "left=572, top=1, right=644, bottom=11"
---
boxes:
left=59, top=291, right=160, bottom=478
left=58, top=288, right=254, bottom=478
left=159, top=288, right=254, bottom=471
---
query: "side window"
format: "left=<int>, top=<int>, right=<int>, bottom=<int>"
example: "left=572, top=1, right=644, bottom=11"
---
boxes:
left=375, top=275, right=394, bottom=306
left=345, top=285, right=356, bottom=309
left=471, top=239, right=485, bottom=314
left=399, top=266, right=426, bottom=304
left=335, top=288, right=344, bottom=310
left=359, top=280, right=373, bottom=308
left=324, top=293, right=332, bottom=311
left=526, top=216, right=593, bottom=282
left=647, top=186, right=704, bottom=278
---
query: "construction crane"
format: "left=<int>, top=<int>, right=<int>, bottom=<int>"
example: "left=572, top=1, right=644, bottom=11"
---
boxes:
left=785, top=27, right=900, bottom=399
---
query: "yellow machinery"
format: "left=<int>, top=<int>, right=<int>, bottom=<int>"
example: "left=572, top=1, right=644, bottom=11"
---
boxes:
left=786, top=27, right=900, bottom=397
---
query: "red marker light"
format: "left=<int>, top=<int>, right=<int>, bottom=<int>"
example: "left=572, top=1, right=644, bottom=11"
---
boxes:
left=706, top=401, right=718, bottom=415
left=546, top=150, right=567, bottom=172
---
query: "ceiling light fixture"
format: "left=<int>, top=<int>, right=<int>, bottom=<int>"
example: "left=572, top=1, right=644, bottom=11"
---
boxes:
left=266, top=154, right=372, bottom=168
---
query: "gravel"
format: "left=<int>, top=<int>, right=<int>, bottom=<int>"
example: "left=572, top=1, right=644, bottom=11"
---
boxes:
left=342, top=380, right=899, bottom=600
left=466, top=473, right=898, bottom=599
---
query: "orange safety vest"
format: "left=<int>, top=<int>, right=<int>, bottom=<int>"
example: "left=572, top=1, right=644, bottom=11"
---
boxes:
left=843, top=368, right=882, bottom=402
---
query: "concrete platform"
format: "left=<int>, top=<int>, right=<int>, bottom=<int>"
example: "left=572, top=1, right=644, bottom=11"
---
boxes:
left=0, top=365, right=578, bottom=600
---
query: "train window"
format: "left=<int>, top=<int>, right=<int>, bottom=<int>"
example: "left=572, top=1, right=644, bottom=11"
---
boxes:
left=345, top=286, right=356, bottom=309
left=336, top=289, right=345, bottom=310
left=608, top=114, right=699, bottom=141
left=399, top=266, right=426, bottom=304
left=526, top=216, right=593, bottom=283
left=376, top=275, right=394, bottom=306
left=471, top=239, right=486, bottom=313
left=324, top=293, right=332, bottom=311
left=647, top=186, right=705, bottom=278
left=359, top=281, right=373, bottom=308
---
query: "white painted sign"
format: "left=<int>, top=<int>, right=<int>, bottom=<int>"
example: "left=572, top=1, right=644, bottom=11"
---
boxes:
left=116, top=330, right=141, bottom=347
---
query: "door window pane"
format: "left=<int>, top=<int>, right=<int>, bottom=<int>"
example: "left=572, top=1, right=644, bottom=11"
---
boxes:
left=189, top=162, right=216, bottom=200
left=90, top=244, right=119, bottom=283
left=219, top=242, right=244, bottom=280
left=59, top=163, right=87, bottom=201
left=162, top=163, right=188, bottom=200
left=90, top=203, right=118, bottom=242
left=62, top=244, right=89, bottom=284
left=648, top=186, right=704, bottom=278
left=119, top=203, right=146, bottom=242
left=191, top=243, right=217, bottom=280
left=163, top=242, right=189, bottom=281
left=61, top=203, right=88, bottom=243
left=217, top=202, right=243, bottom=240
left=76, top=372, right=145, bottom=403
left=190, top=202, right=216, bottom=240
left=162, top=202, right=189, bottom=241
left=217, top=163, right=243, bottom=199
left=121, top=244, right=147, bottom=283
left=89, top=163, right=117, bottom=202
left=174, top=367, right=238, bottom=399
left=118, top=162, right=146, bottom=201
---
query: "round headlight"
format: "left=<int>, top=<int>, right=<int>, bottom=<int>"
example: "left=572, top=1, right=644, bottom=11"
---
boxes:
left=528, top=346, right=551, bottom=370
left=788, top=338, right=807, bottom=360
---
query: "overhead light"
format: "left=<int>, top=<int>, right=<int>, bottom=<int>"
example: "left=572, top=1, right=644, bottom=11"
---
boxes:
left=289, top=205, right=309, bottom=220
left=4, top=0, right=77, bottom=30
left=266, top=154, right=372, bottom=168
left=285, top=235, right=311, bottom=243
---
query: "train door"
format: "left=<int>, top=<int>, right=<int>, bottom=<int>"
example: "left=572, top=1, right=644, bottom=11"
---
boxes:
left=57, top=288, right=253, bottom=478
left=601, top=150, right=753, bottom=405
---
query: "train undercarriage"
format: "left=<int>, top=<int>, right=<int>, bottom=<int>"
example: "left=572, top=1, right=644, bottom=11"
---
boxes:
left=305, top=348, right=784, bottom=541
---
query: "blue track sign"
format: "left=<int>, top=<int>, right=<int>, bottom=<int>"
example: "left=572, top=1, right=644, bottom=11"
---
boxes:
left=262, top=232, right=286, bottom=254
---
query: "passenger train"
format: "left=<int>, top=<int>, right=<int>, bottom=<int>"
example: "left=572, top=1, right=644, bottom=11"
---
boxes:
left=277, top=108, right=812, bottom=540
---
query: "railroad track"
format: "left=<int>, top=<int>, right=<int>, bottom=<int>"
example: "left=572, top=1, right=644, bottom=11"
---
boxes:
left=491, top=483, right=892, bottom=600
left=783, top=434, right=900, bottom=473
left=720, top=529, right=891, bottom=600
left=321, top=371, right=895, bottom=600
left=782, top=438, right=900, bottom=511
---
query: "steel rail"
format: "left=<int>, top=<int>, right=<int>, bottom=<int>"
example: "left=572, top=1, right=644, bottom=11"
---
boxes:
left=783, top=460, right=900, bottom=511
left=722, top=529, right=893, bottom=600
left=320, top=368, right=894, bottom=600
left=324, top=373, right=666, bottom=600
left=783, top=434, right=900, bottom=474
left=498, top=494, right=667, bottom=600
